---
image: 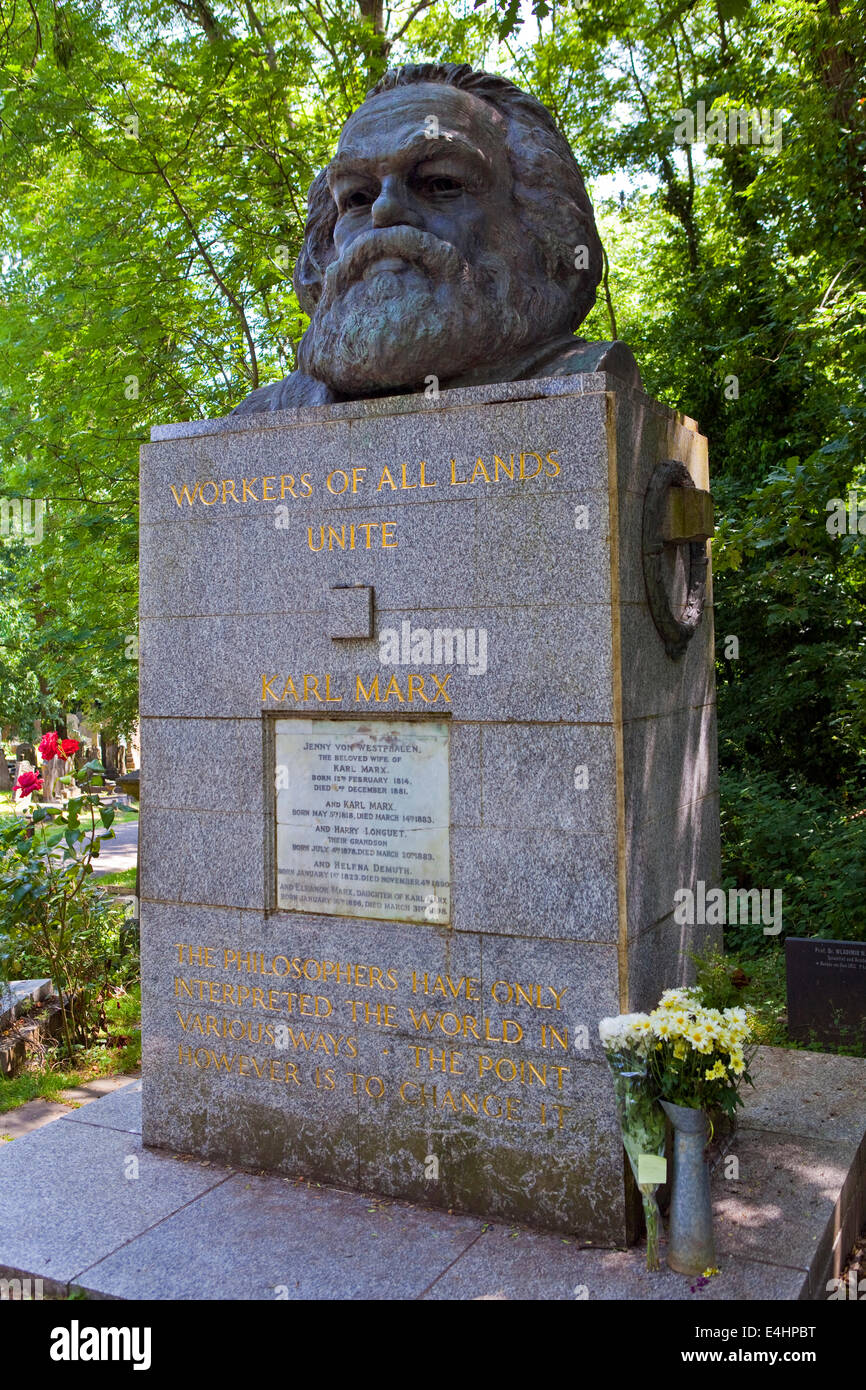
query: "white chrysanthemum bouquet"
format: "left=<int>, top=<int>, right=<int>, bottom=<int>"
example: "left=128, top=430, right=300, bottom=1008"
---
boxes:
left=598, top=1012, right=667, bottom=1269
left=599, top=987, right=754, bottom=1270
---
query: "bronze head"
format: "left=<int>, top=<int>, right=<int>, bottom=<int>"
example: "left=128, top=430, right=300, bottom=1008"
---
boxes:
left=235, top=63, right=638, bottom=413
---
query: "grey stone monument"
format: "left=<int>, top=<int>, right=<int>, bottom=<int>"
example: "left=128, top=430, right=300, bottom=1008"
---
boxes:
left=139, top=64, right=720, bottom=1242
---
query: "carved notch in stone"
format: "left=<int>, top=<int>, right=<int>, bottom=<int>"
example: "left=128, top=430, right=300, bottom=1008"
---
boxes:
left=643, top=460, right=712, bottom=661
left=328, top=584, right=373, bottom=639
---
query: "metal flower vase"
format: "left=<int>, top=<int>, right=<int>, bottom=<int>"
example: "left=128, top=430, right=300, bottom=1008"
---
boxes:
left=660, top=1099, right=715, bottom=1275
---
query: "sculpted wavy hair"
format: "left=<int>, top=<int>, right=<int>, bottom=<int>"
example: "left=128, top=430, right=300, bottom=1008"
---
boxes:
left=293, top=62, right=604, bottom=332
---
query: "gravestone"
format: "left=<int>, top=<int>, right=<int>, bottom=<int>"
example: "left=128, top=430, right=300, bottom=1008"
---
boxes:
left=138, top=62, right=720, bottom=1242
left=138, top=373, right=720, bottom=1240
left=786, top=938, right=866, bottom=1048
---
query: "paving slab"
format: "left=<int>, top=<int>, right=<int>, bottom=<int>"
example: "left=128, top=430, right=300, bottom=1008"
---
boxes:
left=0, top=1100, right=72, bottom=1140
left=420, top=1225, right=807, bottom=1301
left=712, top=1130, right=848, bottom=1278
left=78, top=1174, right=484, bottom=1300
left=738, top=1045, right=866, bottom=1147
left=0, top=979, right=52, bottom=1030
left=59, top=1080, right=142, bottom=1134
left=59, top=1074, right=142, bottom=1105
left=0, top=1118, right=228, bottom=1286
left=0, top=1046, right=863, bottom=1300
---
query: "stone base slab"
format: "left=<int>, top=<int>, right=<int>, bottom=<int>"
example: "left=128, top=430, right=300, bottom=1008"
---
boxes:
left=1, top=1046, right=863, bottom=1300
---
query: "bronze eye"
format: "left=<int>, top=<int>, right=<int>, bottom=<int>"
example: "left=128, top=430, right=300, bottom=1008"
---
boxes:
left=341, top=188, right=375, bottom=211
left=418, top=174, right=464, bottom=197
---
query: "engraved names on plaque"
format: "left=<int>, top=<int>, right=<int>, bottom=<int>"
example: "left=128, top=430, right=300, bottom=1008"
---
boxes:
left=275, top=718, right=450, bottom=924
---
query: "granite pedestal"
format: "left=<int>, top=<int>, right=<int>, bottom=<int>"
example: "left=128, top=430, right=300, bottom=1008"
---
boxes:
left=138, top=372, right=720, bottom=1241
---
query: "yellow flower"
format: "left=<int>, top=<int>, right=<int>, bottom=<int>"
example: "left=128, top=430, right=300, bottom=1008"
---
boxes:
left=704, top=1060, right=727, bottom=1081
left=687, top=1025, right=714, bottom=1053
left=728, top=1048, right=745, bottom=1076
left=673, top=1039, right=687, bottom=1060
left=702, top=1267, right=720, bottom=1279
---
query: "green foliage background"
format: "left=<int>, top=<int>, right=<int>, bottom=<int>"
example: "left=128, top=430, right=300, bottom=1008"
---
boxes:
left=1, top=0, right=864, bottom=937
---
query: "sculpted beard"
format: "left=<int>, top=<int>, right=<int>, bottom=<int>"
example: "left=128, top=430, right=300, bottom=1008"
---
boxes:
left=298, top=222, right=568, bottom=394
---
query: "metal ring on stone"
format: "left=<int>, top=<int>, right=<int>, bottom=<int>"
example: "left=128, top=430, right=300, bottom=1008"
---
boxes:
left=642, top=459, right=709, bottom=662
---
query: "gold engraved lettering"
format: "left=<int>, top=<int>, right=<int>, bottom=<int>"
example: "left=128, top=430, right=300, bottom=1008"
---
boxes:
left=377, top=466, right=398, bottom=491
left=426, top=673, right=452, bottom=703
left=170, top=483, right=202, bottom=506
left=519, top=451, right=544, bottom=480
left=470, top=457, right=491, bottom=484
left=407, top=673, right=427, bottom=703
left=356, top=674, right=380, bottom=703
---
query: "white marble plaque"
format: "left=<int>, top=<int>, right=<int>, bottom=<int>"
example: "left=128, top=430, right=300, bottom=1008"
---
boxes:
left=275, top=718, right=450, bottom=924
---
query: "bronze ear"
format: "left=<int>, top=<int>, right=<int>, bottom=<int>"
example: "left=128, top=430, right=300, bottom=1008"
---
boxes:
left=292, top=168, right=338, bottom=316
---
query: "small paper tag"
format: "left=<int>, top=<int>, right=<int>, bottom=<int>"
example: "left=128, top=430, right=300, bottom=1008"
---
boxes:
left=638, top=1154, right=667, bottom=1185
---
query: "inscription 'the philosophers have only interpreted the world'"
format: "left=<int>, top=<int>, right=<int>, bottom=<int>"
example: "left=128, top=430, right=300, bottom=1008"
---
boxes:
left=172, top=943, right=580, bottom=1130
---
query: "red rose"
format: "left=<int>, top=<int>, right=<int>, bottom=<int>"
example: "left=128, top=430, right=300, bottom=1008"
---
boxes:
left=37, top=731, right=60, bottom=761
left=60, top=737, right=80, bottom=759
left=14, top=769, right=43, bottom=798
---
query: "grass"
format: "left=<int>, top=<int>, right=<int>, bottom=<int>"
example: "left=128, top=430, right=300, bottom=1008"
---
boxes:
left=96, top=866, right=137, bottom=891
left=0, top=1044, right=141, bottom=1115
left=0, top=985, right=141, bottom=1114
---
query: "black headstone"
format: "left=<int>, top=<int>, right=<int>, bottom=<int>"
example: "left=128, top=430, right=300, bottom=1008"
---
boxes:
left=785, top=937, right=866, bottom=1048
